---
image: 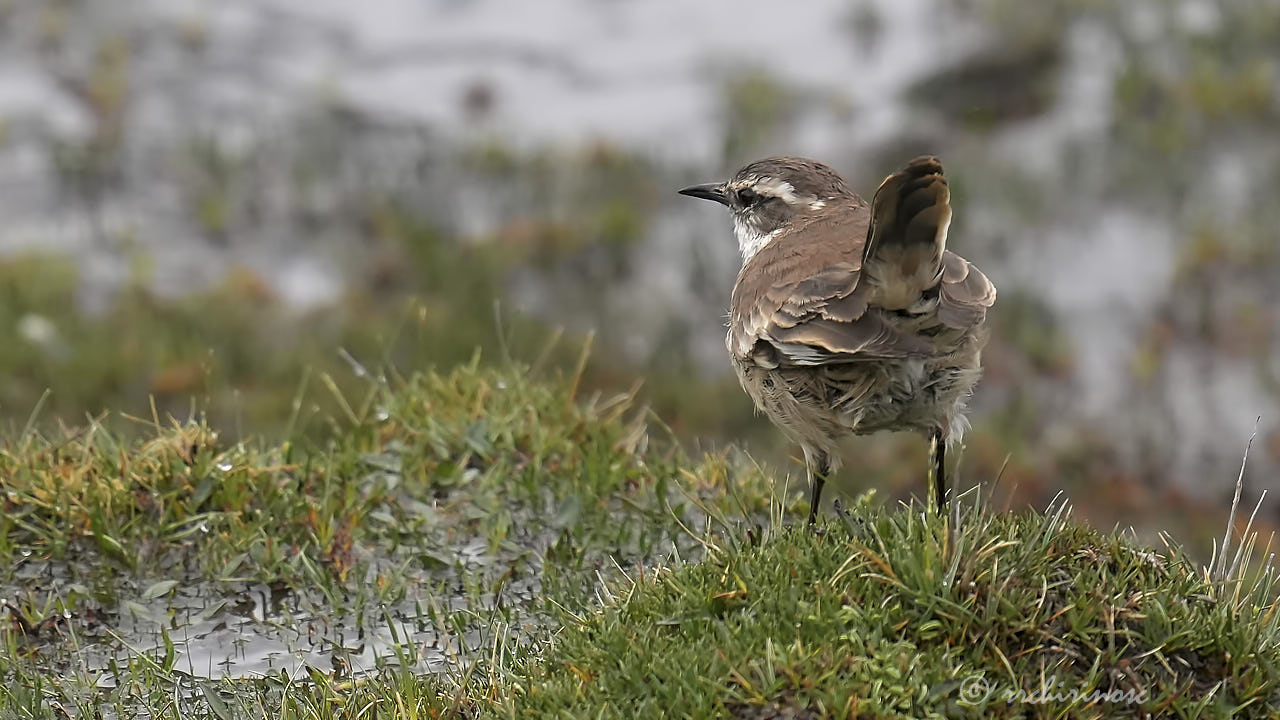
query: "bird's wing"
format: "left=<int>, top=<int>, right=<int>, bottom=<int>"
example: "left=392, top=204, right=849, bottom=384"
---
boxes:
left=729, top=210, right=995, bottom=370
left=730, top=205, right=937, bottom=367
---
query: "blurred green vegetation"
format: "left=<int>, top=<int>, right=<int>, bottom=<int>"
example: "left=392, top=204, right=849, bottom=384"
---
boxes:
left=0, top=250, right=426, bottom=439
left=720, top=70, right=797, bottom=163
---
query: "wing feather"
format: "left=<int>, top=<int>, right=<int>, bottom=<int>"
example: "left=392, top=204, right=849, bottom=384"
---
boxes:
left=936, top=251, right=997, bottom=329
left=766, top=314, right=936, bottom=365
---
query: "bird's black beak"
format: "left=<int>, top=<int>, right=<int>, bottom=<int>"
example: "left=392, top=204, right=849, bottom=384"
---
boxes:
left=677, top=182, right=728, bottom=206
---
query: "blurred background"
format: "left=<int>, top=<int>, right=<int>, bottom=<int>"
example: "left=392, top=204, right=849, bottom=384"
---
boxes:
left=0, top=0, right=1277, bottom=540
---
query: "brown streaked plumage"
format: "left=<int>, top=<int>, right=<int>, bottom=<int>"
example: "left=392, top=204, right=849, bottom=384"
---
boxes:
left=680, top=156, right=996, bottom=522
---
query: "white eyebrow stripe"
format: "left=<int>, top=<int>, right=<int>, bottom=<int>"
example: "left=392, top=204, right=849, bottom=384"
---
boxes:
left=753, top=177, right=800, bottom=204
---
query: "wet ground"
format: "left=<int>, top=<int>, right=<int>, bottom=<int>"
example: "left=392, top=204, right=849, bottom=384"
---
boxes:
left=7, top=553, right=480, bottom=681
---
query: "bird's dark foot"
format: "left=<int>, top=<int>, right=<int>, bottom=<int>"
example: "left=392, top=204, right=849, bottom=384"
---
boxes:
left=806, top=457, right=828, bottom=529
left=931, top=428, right=949, bottom=515
left=806, top=505, right=825, bottom=534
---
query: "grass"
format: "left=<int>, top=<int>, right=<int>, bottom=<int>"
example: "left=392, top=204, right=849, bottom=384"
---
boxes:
left=0, top=352, right=1277, bottom=718
left=499, top=500, right=1280, bottom=718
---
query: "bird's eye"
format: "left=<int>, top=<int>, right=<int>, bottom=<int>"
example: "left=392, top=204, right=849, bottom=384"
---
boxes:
left=737, top=188, right=761, bottom=206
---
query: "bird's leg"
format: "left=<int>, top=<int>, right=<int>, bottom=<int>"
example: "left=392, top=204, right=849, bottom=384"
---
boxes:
left=805, top=448, right=831, bottom=525
left=931, top=429, right=947, bottom=514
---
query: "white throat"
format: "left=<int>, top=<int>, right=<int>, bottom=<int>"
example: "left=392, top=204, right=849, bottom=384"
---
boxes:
left=732, top=216, right=780, bottom=263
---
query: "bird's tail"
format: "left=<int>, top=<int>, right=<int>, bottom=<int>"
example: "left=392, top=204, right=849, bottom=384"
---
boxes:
left=862, top=156, right=951, bottom=311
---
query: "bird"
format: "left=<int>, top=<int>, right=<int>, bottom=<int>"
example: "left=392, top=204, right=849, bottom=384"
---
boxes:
left=679, top=156, right=996, bottom=523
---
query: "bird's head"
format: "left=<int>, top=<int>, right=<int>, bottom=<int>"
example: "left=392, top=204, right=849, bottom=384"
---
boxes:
left=679, top=157, right=855, bottom=262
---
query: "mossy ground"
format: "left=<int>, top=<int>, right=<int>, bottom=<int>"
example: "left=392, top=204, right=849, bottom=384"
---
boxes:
left=1, top=358, right=1277, bottom=719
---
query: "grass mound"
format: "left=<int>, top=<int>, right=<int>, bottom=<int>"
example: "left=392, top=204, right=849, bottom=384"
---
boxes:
left=501, top=502, right=1280, bottom=719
